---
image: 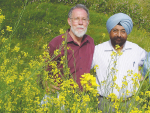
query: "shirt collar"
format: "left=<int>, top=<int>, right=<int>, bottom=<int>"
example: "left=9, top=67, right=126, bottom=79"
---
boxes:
left=122, top=41, right=132, bottom=51
left=105, top=40, right=132, bottom=52
left=66, top=29, right=89, bottom=45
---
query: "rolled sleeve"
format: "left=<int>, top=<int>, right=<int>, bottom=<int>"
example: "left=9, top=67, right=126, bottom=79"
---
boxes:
left=142, top=52, right=150, bottom=83
left=139, top=47, right=147, bottom=66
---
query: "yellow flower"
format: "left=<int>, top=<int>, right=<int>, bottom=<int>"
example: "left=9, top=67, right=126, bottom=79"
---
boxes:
left=19, top=60, right=24, bottom=64
left=140, top=92, right=144, bottom=96
left=0, top=14, right=5, bottom=23
left=122, top=81, right=128, bottom=86
left=114, top=83, right=121, bottom=91
left=80, top=73, right=99, bottom=92
left=42, top=44, right=47, bottom=49
left=62, top=41, right=65, bottom=45
left=2, top=38, right=7, bottom=43
left=12, top=46, right=20, bottom=52
left=82, top=95, right=90, bottom=102
left=111, top=51, right=117, bottom=57
left=145, top=91, right=150, bottom=97
left=102, top=33, right=106, bottom=38
left=123, top=76, right=127, bottom=80
left=19, top=75, right=24, bottom=81
left=130, top=107, right=142, bottom=113
left=77, top=109, right=81, bottom=113
left=113, top=75, right=117, bottom=81
left=126, top=90, right=130, bottom=96
left=67, top=46, right=70, bottom=50
left=62, top=35, right=65, bottom=38
left=108, top=93, right=117, bottom=102
left=6, top=26, right=13, bottom=32
left=115, top=44, right=120, bottom=49
left=94, top=65, right=99, bottom=69
left=113, top=102, right=119, bottom=110
left=117, top=49, right=123, bottom=56
left=1, top=29, right=4, bottom=34
left=135, top=96, right=140, bottom=101
left=23, top=52, right=28, bottom=57
left=94, top=65, right=99, bottom=72
left=142, top=104, right=147, bottom=109
left=59, top=28, right=65, bottom=34
left=54, top=49, right=61, bottom=56
left=97, top=110, right=102, bottom=113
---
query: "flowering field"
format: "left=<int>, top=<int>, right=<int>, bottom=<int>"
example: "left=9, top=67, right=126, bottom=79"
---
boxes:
left=1, top=1, right=150, bottom=113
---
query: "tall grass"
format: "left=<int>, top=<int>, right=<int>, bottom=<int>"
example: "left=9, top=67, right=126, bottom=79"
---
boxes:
left=19, top=0, right=150, bottom=32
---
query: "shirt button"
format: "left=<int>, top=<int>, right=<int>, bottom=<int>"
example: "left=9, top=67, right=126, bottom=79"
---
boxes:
left=80, top=57, right=81, bottom=59
left=80, top=68, right=82, bottom=69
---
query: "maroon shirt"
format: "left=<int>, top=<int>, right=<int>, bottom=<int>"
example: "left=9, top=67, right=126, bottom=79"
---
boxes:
left=47, top=30, right=95, bottom=89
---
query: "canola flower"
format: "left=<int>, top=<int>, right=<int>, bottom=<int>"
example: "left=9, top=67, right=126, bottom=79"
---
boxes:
left=94, top=65, right=99, bottom=72
left=6, top=26, right=13, bottom=32
left=42, top=43, right=48, bottom=50
left=115, top=44, right=120, bottom=50
left=40, top=75, right=101, bottom=112
left=11, top=44, right=20, bottom=52
left=80, top=73, right=99, bottom=93
left=108, top=93, right=117, bottom=102
left=2, top=37, right=8, bottom=43
left=1, top=29, right=4, bottom=34
left=145, top=91, right=150, bottom=97
left=102, top=33, right=106, bottom=38
left=100, top=33, right=106, bottom=43
left=0, top=12, right=5, bottom=24
left=1, top=39, right=150, bottom=112
left=59, top=28, right=65, bottom=34
left=54, top=49, right=61, bottom=56
left=114, top=44, right=123, bottom=56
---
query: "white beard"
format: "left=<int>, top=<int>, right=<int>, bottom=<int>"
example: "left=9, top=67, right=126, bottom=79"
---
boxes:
left=71, top=25, right=87, bottom=38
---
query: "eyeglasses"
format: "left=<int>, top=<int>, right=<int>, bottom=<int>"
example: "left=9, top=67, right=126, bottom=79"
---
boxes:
left=70, top=17, right=88, bottom=23
left=112, top=29, right=126, bottom=34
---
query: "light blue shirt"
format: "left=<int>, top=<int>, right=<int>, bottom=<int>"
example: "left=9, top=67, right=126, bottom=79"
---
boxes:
left=142, top=52, right=150, bottom=83
left=91, top=40, right=147, bottom=99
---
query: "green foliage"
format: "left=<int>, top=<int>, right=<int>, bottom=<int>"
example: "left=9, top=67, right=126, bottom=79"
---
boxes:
left=47, top=0, right=150, bottom=32
left=12, top=2, right=70, bottom=40
left=0, top=0, right=150, bottom=54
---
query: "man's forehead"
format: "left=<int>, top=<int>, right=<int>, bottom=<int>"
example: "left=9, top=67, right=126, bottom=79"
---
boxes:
left=72, top=8, right=87, bottom=16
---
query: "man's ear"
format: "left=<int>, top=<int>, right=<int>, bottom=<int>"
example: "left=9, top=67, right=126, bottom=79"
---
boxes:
left=87, top=20, right=89, bottom=25
left=68, top=18, right=71, bottom=26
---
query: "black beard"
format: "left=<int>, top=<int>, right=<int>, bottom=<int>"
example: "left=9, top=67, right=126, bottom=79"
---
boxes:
left=111, top=36, right=126, bottom=47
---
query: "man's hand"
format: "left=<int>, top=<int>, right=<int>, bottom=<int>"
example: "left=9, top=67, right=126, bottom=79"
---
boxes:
left=138, top=70, right=144, bottom=81
left=46, top=84, right=61, bottom=94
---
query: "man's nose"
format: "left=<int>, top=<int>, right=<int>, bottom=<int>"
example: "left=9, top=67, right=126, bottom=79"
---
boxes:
left=117, top=31, right=121, bottom=37
left=78, top=19, right=83, bottom=24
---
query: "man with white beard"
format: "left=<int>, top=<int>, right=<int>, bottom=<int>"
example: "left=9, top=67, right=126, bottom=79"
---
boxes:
left=45, top=4, right=95, bottom=91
